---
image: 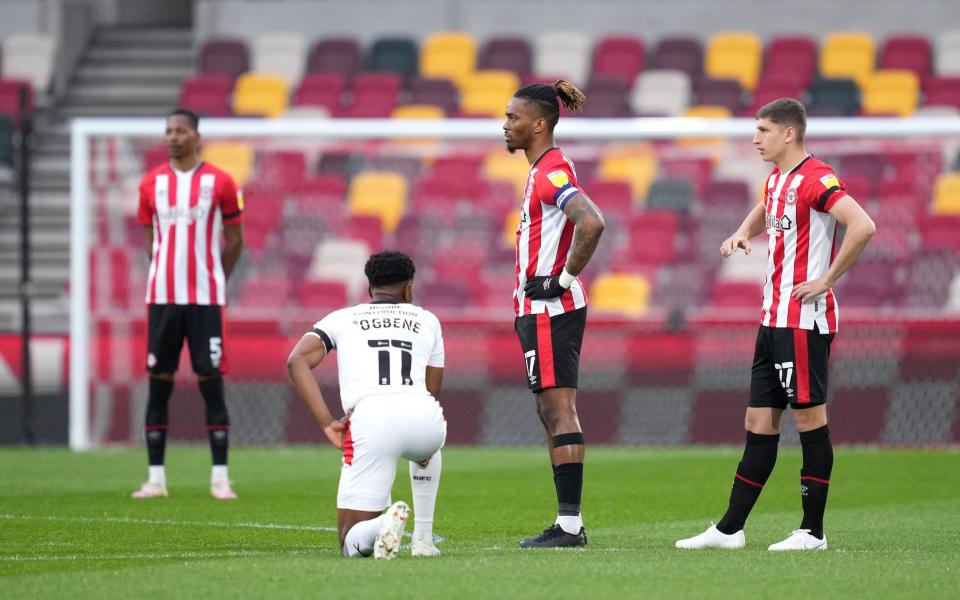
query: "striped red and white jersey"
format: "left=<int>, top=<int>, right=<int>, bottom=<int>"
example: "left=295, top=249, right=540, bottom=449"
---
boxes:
left=760, top=155, right=847, bottom=333
left=514, top=147, right=589, bottom=317
left=137, top=161, right=243, bottom=305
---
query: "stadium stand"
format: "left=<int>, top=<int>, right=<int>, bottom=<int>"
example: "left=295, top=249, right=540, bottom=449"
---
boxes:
left=478, top=37, right=532, bottom=77
left=534, top=31, right=591, bottom=84
left=705, top=32, right=762, bottom=91
left=198, top=38, right=249, bottom=81
left=1, top=33, right=54, bottom=92
left=251, top=31, right=308, bottom=87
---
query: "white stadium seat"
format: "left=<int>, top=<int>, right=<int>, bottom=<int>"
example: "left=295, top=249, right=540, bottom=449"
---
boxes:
left=252, top=31, right=308, bottom=87
left=630, top=70, right=691, bottom=116
left=534, top=31, right=591, bottom=85
left=2, top=34, right=56, bottom=92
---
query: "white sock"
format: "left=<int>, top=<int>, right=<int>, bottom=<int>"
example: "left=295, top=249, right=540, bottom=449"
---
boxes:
left=342, top=515, right=387, bottom=558
left=148, top=465, right=166, bottom=486
left=555, top=514, right=583, bottom=535
left=211, top=465, right=229, bottom=485
left=409, top=451, right=441, bottom=542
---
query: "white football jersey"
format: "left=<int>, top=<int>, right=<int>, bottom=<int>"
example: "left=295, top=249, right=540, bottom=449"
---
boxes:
left=309, top=301, right=444, bottom=414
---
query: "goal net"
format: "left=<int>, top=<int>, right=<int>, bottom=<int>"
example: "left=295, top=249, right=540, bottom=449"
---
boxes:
left=70, top=116, right=960, bottom=451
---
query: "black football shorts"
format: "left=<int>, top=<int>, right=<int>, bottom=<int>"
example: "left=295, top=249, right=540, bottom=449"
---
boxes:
left=146, top=304, right=226, bottom=375
left=514, top=307, right=586, bottom=393
left=749, top=325, right=834, bottom=410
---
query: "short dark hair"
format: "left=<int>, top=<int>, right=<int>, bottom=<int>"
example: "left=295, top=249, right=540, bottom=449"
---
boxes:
left=513, top=80, right=586, bottom=129
left=168, top=108, right=200, bottom=131
left=364, top=251, right=416, bottom=287
left=756, top=98, right=806, bottom=141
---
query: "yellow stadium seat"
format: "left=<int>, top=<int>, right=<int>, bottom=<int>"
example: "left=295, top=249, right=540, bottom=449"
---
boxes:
left=706, top=32, right=762, bottom=90
left=589, top=272, right=651, bottom=318
left=391, top=104, right=446, bottom=119
left=861, top=69, right=919, bottom=116
left=459, top=70, right=520, bottom=117
left=503, top=208, right=521, bottom=248
left=233, top=73, right=288, bottom=118
left=483, top=152, right=530, bottom=196
left=820, top=32, right=875, bottom=87
left=681, top=105, right=732, bottom=147
left=202, top=141, right=254, bottom=187
left=348, top=172, right=408, bottom=233
left=598, top=151, right=657, bottom=202
left=933, top=173, right=960, bottom=214
left=420, top=32, right=476, bottom=84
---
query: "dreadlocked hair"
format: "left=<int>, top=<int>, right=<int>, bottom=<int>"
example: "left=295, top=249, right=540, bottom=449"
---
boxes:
left=513, top=79, right=586, bottom=128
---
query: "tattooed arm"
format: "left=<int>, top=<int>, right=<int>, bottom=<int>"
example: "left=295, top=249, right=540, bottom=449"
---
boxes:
left=561, top=193, right=605, bottom=276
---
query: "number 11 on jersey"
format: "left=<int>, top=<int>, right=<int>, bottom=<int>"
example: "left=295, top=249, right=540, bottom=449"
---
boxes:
left=368, top=339, right=414, bottom=386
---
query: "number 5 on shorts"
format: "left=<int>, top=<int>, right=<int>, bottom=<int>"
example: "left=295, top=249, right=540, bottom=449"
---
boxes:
left=209, top=337, right=222, bottom=368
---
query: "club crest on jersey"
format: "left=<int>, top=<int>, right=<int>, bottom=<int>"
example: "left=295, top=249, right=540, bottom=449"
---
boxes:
left=547, top=170, right=569, bottom=188
left=786, top=188, right=798, bottom=204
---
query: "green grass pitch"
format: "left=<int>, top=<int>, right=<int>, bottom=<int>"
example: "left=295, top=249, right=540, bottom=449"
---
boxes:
left=1, top=446, right=957, bottom=599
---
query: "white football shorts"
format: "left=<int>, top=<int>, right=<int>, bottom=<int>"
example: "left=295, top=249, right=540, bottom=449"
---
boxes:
left=337, top=393, right=446, bottom=511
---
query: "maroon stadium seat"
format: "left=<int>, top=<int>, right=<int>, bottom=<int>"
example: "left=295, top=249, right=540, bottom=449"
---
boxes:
left=0, top=79, right=34, bottom=123
left=924, top=76, right=960, bottom=110
left=920, top=215, right=960, bottom=253
left=478, top=37, right=532, bottom=78
left=836, top=259, right=903, bottom=307
left=618, top=211, right=679, bottom=267
left=257, top=150, right=307, bottom=189
left=903, top=248, right=958, bottom=308
left=294, top=73, right=346, bottom=111
left=711, top=281, right=761, bottom=308
left=592, top=35, right=645, bottom=86
left=178, top=74, right=233, bottom=117
left=587, top=180, right=633, bottom=219
left=650, top=37, right=703, bottom=79
left=308, top=37, right=361, bottom=76
left=694, top=77, right=745, bottom=113
left=297, top=279, right=349, bottom=309
left=237, top=275, right=292, bottom=309
left=199, top=38, right=249, bottom=81
left=880, top=35, right=932, bottom=85
left=408, top=76, right=459, bottom=114
left=763, top=36, right=817, bottom=89
left=703, top=179, right=750, bottom=208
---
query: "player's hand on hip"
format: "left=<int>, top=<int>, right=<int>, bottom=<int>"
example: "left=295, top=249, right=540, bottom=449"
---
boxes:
left=524, top=275, right=567, bottom=300
left=792, top=277, right=830, bottom=303
left=323, top=420, right=346, bottom=449
left=720, top=233, right=752, bottom=257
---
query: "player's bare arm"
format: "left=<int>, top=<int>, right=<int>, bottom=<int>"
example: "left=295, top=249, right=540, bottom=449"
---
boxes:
left=221, top=222, right=244, bottom=279
left=721, top=203, right=766, bottom=257
left=561, top=193, right=605, bottom=275
left=425, top=366, right=443, bottom=402
left=793, top=195, right=876, bottom=302
left=286, top=334, right=345, bottom=448
left=142, top=225, right=153, bottom=260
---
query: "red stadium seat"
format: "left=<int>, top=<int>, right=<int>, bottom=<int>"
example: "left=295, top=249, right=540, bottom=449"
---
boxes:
left=587, top=180, right=633, bottom=219
left=763, top=35, right=817, bottom=88
left=352, top=72, right=403, bottom=98
left=618, top=211, right=679, bottom=267
left=308, top=37, right=361, bottom=76
left=297, top=279, right=349, bottom=309
left=237, top=275, right=292, bottom=309
left=593, top=35, right=645, bottom=86
left=257, top=150, right=307, bottom=189
left=925, top=77, right=960, bottom=110
left=703, top=179, right=750, bottom=207
left=198, top=38, right=249, bottom=81
left=0, top=79, right=34, bottom=124
left=650, top=37, right=704, bottom=79
left=920, top=215, right=960, bottom=253
left=294, top=73, right=346, bottom=111
left=711, top=281, right=761, bottom=308
left=880, top=35, right=932, bottom=85
left=478, top=37, right=532, bottom=77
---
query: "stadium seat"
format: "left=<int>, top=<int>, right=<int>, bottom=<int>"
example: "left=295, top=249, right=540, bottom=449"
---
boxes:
left=307, top=238, right=370, bottom=300
left=198, top=38, right=249, bottom=81
left=630, top=70, right=691, bottom=116
left=820, top=32, right=875, bottom=87
left=366, top=37, right=419, bottom=78
left=904, top=248, right=957, bottom=307
left=534, top=31, right=591, bottom=84
left=408, top=76, right=459, bottom=113
left=483, top=152, right=530, bottom=196
left=588, top=180, right=633, bottom=219
left=296, top=279, right=349, bottom=310
left=0, top=79, right=34, bottom=124
left=619, top=211, right=679, bottom=266
left=392, top=104, right=445, bottom=119
left=808, top=78, right=860, bottom=116
left=694, top=78, right=745, bottom=113
left=233, top=73, right=288, bottom=117
left=459, top=70, right=520, bottom=117
left=649, top=37, right=703, bottom=79
left=257, top=150, right=306, bottom=189
left=293, top=73, right=345, bottom=111
left=347, top=171, right=408, bottom=232
left=346, top=214, right=384, bottom=252
left=924, top=76, right=960, bottom=110
left=478, top=37, right=532, bottom=78
left=705, top=32, right=762, bottom=91
left=589, top=272, right=651, bottom=317
left=920, top=215, right=960, bottom=253
left=237, top=275, right=291, bottom=309
left=502, top=208, right=521, bottom=248
left=935, top=30, right=960, bottom=75
left=711, top=281, right=761, bottom=308
left=420, top=32, right=476, bottom=85
left=703, top=179, right=751, bottom=208
left=0, top=116, right=13, bottom=167
left=932, top=173, right=960, bottom=214
left=659, top=157, right=713, bottom=198
left=1, top=34, right=54, bottom=92
left=598, top=150, right=658, bottom=201
left=880, top=35, right=932, bottom=84
left=764, top=35, right=817, bottom=88
left=202, top=141, right=254, bottom=187
left=681, top=106, right=733, bottom=146
left=251, top=31, right=308, bottom=87
left=580, top=76, right=632, bottom=117
left=861, top=70, right=919, bottom=116
left=647, top=179, right=696, bottom=213
left=308, top=37, right=361, bottom=76
left=592, top=35, right=645, bottom=86
left=179, top=74, right=233, bottom=117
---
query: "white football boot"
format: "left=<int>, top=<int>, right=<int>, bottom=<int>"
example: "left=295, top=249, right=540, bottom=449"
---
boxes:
left=211, top=480, right=238, bottom=500
left=131, top=481, right=168, bottom=499
left=675, top=523, right=746, bottom=549
left=374, top=501, right=410, bottom=560
left=768, top=529, right=827, bottom=551
left=411, top=538, right=441, bottom=557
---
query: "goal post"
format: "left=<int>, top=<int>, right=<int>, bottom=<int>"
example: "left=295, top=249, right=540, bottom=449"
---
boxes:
left=69, top=116, right=960, bottom=451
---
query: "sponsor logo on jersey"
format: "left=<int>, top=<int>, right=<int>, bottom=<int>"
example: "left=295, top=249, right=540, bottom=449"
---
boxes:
left=765, top=213, right=793, bottom=233
left=547, top=170, right=569, bottom=188
left=819, top=174, right=839, bottom=189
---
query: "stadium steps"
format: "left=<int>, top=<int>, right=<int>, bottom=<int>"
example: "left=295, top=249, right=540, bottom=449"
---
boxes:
left=14, top=25, right=194, bottom=307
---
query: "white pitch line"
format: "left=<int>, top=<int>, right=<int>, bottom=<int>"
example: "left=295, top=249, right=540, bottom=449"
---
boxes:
left=0, top=513, right=337, bottom=533
left=0, top=549, right=324, bottom=562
